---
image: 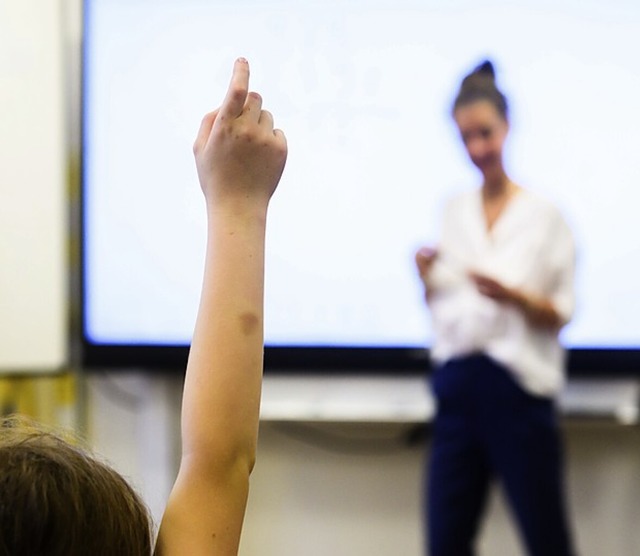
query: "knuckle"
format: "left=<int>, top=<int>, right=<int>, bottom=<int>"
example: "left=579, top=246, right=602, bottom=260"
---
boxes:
left=201, top=111, right=215, bottom=127
left=235, top=125, right=255, bottom=143
left=275, top=140, right=288, bottom=160
left=230, top=84, right=247, bottom=104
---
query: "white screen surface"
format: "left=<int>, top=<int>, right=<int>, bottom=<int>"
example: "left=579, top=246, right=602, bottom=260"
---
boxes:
left=83, top=0, right=640, bottom=349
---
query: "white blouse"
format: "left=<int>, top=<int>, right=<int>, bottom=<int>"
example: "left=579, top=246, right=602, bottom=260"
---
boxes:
left=426, top=188, right=576, bottom=397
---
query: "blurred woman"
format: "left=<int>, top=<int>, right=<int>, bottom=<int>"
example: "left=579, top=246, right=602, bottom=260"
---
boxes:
left=416, top=60, right=577, bottom=556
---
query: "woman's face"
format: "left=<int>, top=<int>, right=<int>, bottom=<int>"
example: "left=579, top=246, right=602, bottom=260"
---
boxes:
left=453, top=99, right=508, bottom=177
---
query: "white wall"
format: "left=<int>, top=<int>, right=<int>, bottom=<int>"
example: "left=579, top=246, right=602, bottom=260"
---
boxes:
left=86, top=374, right=640, bottom=556
left=244, top=421, right=640, bottom=556
left=0, top=0, right=67, bottom=372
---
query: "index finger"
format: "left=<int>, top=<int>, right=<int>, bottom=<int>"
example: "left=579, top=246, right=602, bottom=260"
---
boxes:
left=219, top=58, right=250, bottom=119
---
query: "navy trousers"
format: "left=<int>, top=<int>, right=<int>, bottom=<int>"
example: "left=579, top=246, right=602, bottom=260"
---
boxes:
left=426, top=354, right=576, bottom=556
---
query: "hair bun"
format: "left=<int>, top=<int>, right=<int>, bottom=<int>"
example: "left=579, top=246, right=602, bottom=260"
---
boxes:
left=453, top=59, right=508, bottom=119
left=474, top=60, right=495, bottom=79
left=462, top=60, right=496, bottom=89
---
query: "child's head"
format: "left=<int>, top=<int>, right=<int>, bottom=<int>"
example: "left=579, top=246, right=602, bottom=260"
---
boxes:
left=0, top=415, right=152, bottom=556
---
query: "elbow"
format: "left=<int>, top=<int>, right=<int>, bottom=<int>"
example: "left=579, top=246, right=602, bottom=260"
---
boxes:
left=231, top=435, right=258, bottom=477
left=223, top=437, right=258, bottom=477
left=180, top=430, right=258, bottom=481
left=247, top=452, right=257, bottom=475
left=530, top=309, right=565, bottom=332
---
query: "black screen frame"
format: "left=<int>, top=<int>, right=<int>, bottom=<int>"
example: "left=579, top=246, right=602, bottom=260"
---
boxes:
left=80, top=338, right=640, bottom=377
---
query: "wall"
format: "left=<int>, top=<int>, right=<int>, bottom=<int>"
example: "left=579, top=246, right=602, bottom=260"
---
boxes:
left=0, top=0, right=67, bottom=372
left=243, top=421, right=640, bottom=555
left=88, top=372, right=640, bottom=556
left=86, top=374, right=640, bottom=555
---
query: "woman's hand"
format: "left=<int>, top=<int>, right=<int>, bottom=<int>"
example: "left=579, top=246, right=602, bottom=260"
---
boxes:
left=470, top=271, right=563, bottom=330
left=415, top=246, right=438, bottom=279
left=469, top=272, right=514, bottom=303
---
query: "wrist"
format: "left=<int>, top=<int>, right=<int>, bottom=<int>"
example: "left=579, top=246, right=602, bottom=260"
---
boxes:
left=513, top=290, right=533, bottom=314
left=206, top=196, right=269, bottom=223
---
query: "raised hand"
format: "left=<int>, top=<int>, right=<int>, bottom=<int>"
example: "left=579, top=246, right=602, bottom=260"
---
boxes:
left=193, top=58, right=288, bottom=209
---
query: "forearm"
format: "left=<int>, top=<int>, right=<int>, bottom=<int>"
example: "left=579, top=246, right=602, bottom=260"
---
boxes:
left=181, top=202, right=268, bottom=469
left=511, top=290, right=563, bottom=330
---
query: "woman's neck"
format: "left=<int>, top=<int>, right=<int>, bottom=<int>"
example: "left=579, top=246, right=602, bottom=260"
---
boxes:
left=480, top=171, right=521, bottom=232
left=482, top=171, right=514, bottom=199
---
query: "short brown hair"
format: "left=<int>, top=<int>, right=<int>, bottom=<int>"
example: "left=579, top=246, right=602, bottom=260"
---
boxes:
left=452, top=60, right=509, bottom=120
left=0, top=415, right=152, bottom=556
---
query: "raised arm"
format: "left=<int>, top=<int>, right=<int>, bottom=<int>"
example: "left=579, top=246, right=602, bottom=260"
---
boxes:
left=155, top=58, right=287, bottom=556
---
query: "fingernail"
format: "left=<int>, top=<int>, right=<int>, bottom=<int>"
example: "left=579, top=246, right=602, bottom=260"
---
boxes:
left=237, top=57, right=248, bottom=64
